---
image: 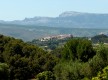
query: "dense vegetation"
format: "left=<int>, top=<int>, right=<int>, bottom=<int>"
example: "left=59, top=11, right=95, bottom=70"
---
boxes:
left=1, top=34, right=108, bottom=80
left=91, top=34, right=108, bottom=43
left=30, top=34, right=108, bottom=51
left=0, top=34, right=58, bottom=79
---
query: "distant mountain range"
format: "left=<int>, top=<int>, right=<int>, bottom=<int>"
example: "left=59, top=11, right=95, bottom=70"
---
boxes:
left=1, top=11, right=108, bottom=28
left=1, top=11, right=108, bottom=41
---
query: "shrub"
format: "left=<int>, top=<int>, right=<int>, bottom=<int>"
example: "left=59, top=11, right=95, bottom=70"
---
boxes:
left=36, top=71, right=55, bottom=80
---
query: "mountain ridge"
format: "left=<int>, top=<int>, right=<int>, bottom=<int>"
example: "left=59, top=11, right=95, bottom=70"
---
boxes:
left=0, top=11, right=108, bottom=28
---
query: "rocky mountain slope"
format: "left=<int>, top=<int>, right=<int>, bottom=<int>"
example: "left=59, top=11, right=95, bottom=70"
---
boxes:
left=2, top=11, right=108, bottom=28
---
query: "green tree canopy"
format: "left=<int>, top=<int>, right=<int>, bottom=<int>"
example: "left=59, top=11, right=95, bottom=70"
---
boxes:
left=62, top=39, right=96, bottom=62
left=0, top=63, right=9, bottom=80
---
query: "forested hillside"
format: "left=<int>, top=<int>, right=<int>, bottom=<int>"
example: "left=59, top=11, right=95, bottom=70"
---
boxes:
left=0, top=34, right=58, bottom=79
left=91, top=34, right=108, bottom=43
left=29, top=35, right=73, bottom=50
left=1, top=34, right=108, bottom=80
left=29, top=34, right=108, bottom=51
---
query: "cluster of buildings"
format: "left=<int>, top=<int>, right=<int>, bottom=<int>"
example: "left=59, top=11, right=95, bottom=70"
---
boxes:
left=40, top=34, right=73, bottom=41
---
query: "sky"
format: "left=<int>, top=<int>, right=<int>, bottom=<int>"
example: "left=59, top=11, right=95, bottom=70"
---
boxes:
left=0, top=0, right=108, bottom=21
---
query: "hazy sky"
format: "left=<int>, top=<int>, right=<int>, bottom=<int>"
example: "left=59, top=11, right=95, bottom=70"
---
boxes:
left=0, top=0, right=108, bottom=21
